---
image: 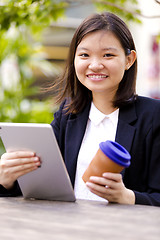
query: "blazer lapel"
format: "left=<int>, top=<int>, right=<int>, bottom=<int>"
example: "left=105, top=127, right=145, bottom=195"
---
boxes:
left=115, top=102, right=137, bottom=178
left=65, top=103, right=91, bottom=186
left=115, top=102, right=137, bottom=152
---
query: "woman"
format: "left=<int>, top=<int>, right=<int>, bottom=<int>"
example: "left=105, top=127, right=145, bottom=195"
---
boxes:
left=1, top=12, right=160, bottom=206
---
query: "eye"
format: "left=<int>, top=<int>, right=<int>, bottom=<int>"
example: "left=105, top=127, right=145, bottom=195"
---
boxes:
left=104, top=53, right=114, bottom=57
left=80, top=53, right=89, bottom=57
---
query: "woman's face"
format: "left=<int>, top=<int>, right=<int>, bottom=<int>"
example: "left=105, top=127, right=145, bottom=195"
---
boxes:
left=74, top=30, right=130, bottom=98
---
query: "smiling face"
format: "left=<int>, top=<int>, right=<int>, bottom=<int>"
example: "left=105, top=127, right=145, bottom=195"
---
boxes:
left=74, top=30, right=131, bottom=101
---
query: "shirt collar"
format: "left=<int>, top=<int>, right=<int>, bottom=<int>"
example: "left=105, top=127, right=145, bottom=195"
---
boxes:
left=89, top=102, right=119, bottom=126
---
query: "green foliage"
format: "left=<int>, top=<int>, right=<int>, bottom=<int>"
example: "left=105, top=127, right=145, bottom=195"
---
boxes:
left=0, top=0, right=68, bottom=31
left=0, top=24, right=55, bottom=123
left=0, top=0, right=67, bottom=124
left=94, top=0, right=142, bottom=24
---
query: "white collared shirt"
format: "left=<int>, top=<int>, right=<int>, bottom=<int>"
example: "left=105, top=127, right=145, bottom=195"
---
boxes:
left=74, top=102, right=119, bottom=202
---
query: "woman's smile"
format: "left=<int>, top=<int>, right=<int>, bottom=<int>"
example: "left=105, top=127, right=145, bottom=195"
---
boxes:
left=87, top=74, right=108, bottom=81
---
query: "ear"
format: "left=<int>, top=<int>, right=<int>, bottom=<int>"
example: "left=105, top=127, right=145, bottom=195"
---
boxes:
left=125, top=50, right=137, bottom=70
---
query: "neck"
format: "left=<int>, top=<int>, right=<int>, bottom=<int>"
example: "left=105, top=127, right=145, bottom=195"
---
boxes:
left=92, top=92, right=117, bottom=115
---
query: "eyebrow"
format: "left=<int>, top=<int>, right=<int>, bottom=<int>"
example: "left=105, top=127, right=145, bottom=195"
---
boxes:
left=76, top=47, right=118, bottom=52
left=102, top=48, right=118, bottom=51
left=76, top=47, right=89, bottom=51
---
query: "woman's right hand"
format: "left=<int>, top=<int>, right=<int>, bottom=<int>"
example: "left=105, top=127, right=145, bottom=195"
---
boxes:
left=0, top=151, right=41, bottom=190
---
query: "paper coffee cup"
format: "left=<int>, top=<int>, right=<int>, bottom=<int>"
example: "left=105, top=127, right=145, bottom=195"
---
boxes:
left=82, top=140, right=131, bottom=183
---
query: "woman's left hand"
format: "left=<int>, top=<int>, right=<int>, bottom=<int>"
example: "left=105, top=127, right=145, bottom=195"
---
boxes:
left=86, top=172, right=135, bottom=204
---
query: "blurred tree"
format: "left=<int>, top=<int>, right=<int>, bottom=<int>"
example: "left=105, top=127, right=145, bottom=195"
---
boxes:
left=93, top=0, right=141, bottom=23
left=0, top=0, right=142, bottom=124
left=0, top=0, right=68, bottom=123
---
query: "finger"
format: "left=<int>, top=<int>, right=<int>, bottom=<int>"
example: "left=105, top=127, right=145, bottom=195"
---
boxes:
left=86, top=181, right=111, bottom=194
left=102, top=172, right=122, bottom=182
left=88, top=187, right=111, bottom=199
left=1, top=151, right=35, bottom=160
left=88, top=176, right=118, bottom=190
left=89, top=188, right=117, bottom=203
left=86, top=181, right=119, bottom=202
left=1, top=156, right=40, bottom=168
left=89, top=176, right=109, bottom=186
left=86, top=181, right=113, bottom=201
left=89, top=176, right=116, bottom=189
left=15, top=161, right=40, bottom=174
left=4, top=160, right=41, bottom=176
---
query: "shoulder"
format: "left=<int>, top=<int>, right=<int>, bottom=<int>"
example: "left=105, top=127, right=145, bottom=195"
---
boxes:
left=133, top=96, right=160, bottom=129
left=135, top=95, right=160, bottom=105
left=52, top=99, right=71, bottom=129
left=135, top=95, right=160, bottom=113
left=119, top=95, right=160, bottom=125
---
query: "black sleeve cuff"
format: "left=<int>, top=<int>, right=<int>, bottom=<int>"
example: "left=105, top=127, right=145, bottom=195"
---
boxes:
left=134, top=190, right=160, bottom=206
left=0, top=181, right=22, bottom=197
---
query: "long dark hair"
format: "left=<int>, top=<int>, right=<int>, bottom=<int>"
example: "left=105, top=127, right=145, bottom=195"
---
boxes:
left=54, top=12, right=137, bottom=113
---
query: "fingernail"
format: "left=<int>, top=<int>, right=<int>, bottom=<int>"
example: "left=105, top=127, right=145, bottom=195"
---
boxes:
left=35, top=161, right=40, bottom=166
left=86, top=182, right=92, bottom=187
left=30, top=152, right=35, bottom=156
left=89, top=176, right=97, bottom=180
left=102, top=172, right=109, bottom=177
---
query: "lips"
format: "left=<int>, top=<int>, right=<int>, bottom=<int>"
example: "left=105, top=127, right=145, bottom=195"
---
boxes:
left=87, top=74, right=108, bottom=81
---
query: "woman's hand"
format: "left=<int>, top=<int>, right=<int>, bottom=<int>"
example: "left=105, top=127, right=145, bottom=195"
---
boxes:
left=0, top=151, right=41, bottom=190
left=86, top=172, right=135, bottom=204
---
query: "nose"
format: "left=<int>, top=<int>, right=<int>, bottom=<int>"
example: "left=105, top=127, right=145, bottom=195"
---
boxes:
left=88, top=59, right=104, bottom=71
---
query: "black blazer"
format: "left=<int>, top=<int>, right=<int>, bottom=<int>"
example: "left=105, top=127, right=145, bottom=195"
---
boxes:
left=1, top=96, right=160, bottom=206
left=51, top=96, right=160, bottom=206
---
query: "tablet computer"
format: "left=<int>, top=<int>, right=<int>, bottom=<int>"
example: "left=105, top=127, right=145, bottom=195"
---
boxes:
left=0, top=122, right=76, bottom=202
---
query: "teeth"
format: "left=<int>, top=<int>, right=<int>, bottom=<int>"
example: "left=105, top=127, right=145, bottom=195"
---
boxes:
left=88, top=75, right=107, bottom=79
